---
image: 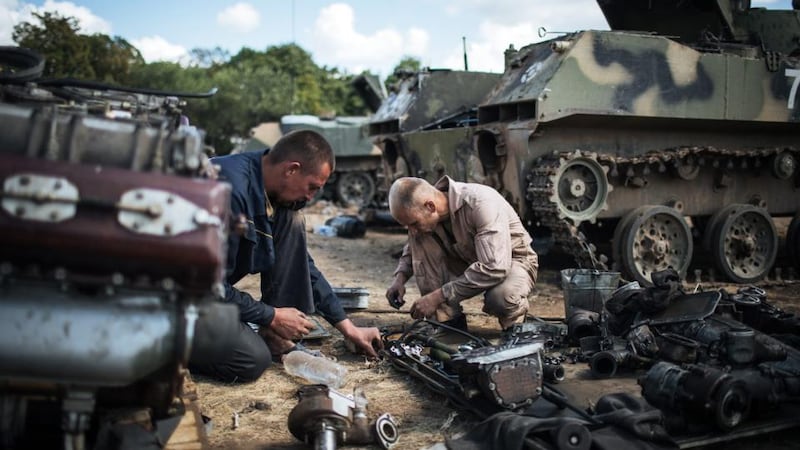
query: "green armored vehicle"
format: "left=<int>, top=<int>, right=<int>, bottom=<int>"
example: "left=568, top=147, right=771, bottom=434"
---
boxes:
left=368, top=68, right=501, bottom=187
left=280, top=115, right=383, bottom=207
left=464, top=0, right=800, bottom=285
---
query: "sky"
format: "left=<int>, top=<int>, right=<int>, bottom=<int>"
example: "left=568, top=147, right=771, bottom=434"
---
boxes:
left=0, top=0, right=792, bottom=77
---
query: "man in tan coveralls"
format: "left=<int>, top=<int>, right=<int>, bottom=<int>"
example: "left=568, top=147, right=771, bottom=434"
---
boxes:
left=385, top=176, right=539, bottom=329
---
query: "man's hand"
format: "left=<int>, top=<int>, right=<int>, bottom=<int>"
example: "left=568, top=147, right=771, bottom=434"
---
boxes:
left=335, top=319, right=383, bottom=358
left=271, top=307, right=314, bottom=340
left=385, top=274, right=407, bottom=309
left=409, top=288, right=446, bottom=319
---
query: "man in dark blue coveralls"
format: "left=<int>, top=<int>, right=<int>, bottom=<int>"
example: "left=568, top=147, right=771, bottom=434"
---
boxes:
left=190, top=130, right=382, bottom=382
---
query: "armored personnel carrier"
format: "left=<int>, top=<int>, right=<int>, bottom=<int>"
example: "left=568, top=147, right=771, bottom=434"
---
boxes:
left=0, top=47, right=238, bottom=448
left=280, top=115, right=384, bottom=207
left=368, top=68, right=501, bottom=188
left=468, top=0, right=800, bottom=285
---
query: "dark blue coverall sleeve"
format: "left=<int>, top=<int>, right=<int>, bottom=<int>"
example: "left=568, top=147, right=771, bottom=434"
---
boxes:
left=220, top=191, right=276, bottom=327
left=308, top=253, right=347, bottom=326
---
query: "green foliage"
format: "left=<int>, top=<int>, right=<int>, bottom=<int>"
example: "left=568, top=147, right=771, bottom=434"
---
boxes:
left=11, top=12, right=415, bottom=154
left=385, top=56, right=422, bottom=89
left=13, top=11, right=142, bottom=83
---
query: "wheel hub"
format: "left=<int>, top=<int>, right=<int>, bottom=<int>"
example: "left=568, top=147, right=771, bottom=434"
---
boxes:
left=731, top=234, right=756, bottom=258
left=708, top=204, right=777, bottom=283
left=616, top=205, right=692, bottom=285
left=549, top=152, right=611, bottom=226
left=568, top=177, right=586, bottom=198
left=642, top=234, right=670, bottom=261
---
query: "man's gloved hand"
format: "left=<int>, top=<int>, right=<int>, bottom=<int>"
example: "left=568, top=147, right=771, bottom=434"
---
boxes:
left=271, top=307, right=314, bottom=340
left=409, top=288, right=446, bottom=319
left=385, top=277, right=407, bottom=309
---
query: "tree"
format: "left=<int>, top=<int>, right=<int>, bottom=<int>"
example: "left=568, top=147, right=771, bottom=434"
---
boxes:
left=13, top=11, right=143, bottom=84
left=385, top=56, right=422, bottom=89
left=85, top=34, right=144, bottom=83
left=13, top=12, right=93, bottom=79
left=189, top=47, right=230, bottom=69
left=13, top=12, right=379, bottom=154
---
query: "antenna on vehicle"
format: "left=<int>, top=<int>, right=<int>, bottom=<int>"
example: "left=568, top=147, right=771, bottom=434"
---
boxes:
left=538, top=27, right=571, bottom=38
left=462, top=36, right=469, bottom=71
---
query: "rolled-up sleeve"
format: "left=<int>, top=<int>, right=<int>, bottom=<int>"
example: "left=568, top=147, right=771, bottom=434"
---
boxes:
left=441, top=199, right=512, bottom=303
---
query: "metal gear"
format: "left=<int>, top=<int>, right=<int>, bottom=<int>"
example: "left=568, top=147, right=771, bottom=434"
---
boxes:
left=547, top=151, right=612, bottom=226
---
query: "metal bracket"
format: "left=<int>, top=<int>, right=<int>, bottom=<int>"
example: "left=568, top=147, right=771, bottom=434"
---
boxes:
left=117, top=188, right=221, bottom=236
left=1, top=173, right=79, bottom=222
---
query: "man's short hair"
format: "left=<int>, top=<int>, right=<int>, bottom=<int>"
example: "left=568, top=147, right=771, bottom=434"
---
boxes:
left=268, top=129, right=335, bottom=173
left=389, top=177, right=426, bottom=213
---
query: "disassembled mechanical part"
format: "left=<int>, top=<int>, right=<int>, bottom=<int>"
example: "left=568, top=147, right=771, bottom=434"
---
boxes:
left=287, top=385, right=398, bottom=450
left=640, top=362, right=750, bottom=431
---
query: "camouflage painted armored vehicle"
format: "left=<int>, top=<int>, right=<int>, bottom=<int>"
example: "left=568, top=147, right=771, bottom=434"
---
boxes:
left=467, top=0, right=800, bottom=285
left=280, top=115, right=384, bottom=207
left=368, top=68, right=501, bottom=188
left=0, top=47, right=238, bottom=447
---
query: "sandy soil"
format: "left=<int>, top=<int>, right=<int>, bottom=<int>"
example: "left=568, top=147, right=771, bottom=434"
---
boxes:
left=194, top=202, right=800, bottom=450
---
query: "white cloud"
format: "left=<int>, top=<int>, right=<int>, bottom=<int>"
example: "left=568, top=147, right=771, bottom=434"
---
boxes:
left=0, top=0, right=24, bottom=44
left=130, top=35, right=188, bottom=64
left=442, top=21, right=536, bottom=73
left=310, top=3, right=430, bottom=76
left=1, top=0, right=110, bottom=44
left=440, top=0, right=608, bottom=73
left=447, top=0, right=607, bottom=30
left=39, top=0, right=111, bottom=34
left=216, top=2, right=260, bottom=33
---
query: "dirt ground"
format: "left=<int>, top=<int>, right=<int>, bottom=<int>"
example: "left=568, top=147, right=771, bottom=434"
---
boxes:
left=193, top=202, right=800, bottom=450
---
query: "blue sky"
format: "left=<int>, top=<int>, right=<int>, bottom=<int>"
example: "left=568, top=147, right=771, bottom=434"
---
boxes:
left=0, top=0, right=793, bottom=77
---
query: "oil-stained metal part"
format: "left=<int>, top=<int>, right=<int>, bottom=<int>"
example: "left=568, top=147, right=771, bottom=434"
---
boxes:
left=639, top=362, right=750, bottom=430
left=450, top=341, right=544, bottom=409
left=287, top=385, right=399, bottom=450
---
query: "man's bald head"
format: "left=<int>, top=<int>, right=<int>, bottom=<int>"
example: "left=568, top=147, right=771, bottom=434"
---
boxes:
left=389, top=177, right=449, bottom=234
left=388, top=177, right=429, bottom=216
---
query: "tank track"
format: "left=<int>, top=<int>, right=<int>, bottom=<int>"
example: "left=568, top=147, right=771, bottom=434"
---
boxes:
left=527, top=146, right=800, bottom=283
left=527, top=151, right=609, bottom=270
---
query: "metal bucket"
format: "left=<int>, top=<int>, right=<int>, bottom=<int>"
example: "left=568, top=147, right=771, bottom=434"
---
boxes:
left=560, top=268, right=620, bottom=317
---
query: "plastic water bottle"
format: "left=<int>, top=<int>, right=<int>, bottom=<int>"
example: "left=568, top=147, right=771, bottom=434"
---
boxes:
left=283, top=351, right=347, bottom=388
left=313, top=225, right=337, bottom=237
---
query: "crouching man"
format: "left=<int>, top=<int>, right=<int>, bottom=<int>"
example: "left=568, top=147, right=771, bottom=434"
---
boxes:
left=385, top=176, right=538, bottom=330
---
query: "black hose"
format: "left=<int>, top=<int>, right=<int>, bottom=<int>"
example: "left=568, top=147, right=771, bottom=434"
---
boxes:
left=0, top=46, right=45, bottom=82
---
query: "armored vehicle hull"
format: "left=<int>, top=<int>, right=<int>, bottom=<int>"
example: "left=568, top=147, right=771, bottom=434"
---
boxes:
left=469, top=1, right=800, bottom=285
left=281, top=115, right=384, bottom=207
left=369, top=69, right=501, bottom=189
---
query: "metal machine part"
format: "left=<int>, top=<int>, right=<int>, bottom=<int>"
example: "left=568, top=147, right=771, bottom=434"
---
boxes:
left=0, top=46, right=235, bottom=448
left=382, top=320, right=570, bottom=419
left=450, top=342, right=545, bottom=409
left=567, top=309, right=601, bottom=345
left=639, top=362, right=750, bottom=430
left=287, top=385, right=399, bottom=450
